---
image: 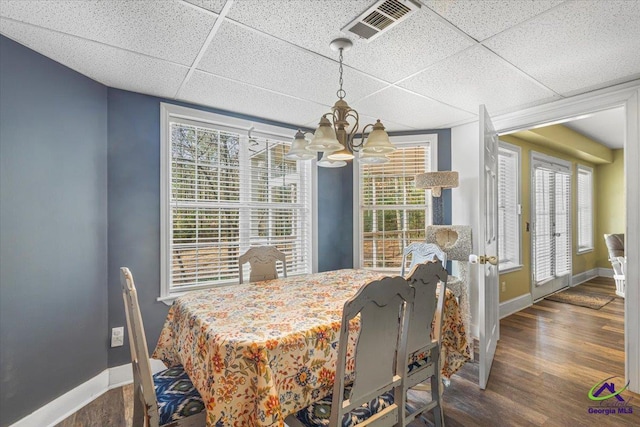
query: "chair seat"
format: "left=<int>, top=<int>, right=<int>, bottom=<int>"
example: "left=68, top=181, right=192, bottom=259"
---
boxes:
left=153, top=365, right=205, bottom=426
left=294, top=385, right=394, bottom=427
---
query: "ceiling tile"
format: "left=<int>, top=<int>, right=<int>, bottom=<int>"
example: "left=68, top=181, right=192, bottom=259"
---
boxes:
left=183, top=0, right=227, bottom=14
left=424, top=0, right=564, bottom=41
left=399, top=45, right=558, bottom=114
left=352, top=87, right=475, bottom=130
left=338, top=8, right=475, bottom=83
left=484, top=0, right=640, bottom=95
left=227, top=0, right=474, bottom=83
left=0, top=19, right=189, bottom=98
left=226, top=0, right=372, bottom=54
left=0, top=0, right=216, bottom=66
left=197, top=22, right=387, bottom=105
left=179, top=71, right=330, bottom=127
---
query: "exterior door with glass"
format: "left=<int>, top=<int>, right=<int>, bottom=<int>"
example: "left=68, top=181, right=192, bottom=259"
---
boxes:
left=531, top=152, right=572, bottom=301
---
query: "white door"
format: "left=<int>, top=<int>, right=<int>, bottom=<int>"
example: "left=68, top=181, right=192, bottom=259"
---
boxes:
left=478, top=105, right=500, bottom=390
left=530, top=153, right=572, bottom=300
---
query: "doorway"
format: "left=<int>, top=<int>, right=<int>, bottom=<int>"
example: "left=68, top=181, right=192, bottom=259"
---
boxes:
left=491, top=82, right=638, bottom=393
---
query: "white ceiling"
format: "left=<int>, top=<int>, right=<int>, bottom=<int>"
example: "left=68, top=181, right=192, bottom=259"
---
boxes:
left=1, top=0, right=639, bottom=138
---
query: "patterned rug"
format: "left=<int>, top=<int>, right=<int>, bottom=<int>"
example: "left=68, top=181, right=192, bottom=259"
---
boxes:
left=545, top=287, right=615, bottom=309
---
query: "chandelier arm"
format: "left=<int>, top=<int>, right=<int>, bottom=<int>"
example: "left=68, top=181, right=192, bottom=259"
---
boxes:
left=344, top=109, right=360, bottom=152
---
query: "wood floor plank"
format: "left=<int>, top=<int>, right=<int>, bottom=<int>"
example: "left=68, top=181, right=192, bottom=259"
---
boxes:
left=408, top=277, right=640, bottom=427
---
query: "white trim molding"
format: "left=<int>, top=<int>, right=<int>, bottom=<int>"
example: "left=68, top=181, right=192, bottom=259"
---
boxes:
left=571, top=268, right=599, bottom=287
left=499, top=293, right=533, bottom=319
left=10, top=361, right=167, bottom=427
left=598, top=267, right=614, bottom=278
left=10, top=370, right=109, bottom=427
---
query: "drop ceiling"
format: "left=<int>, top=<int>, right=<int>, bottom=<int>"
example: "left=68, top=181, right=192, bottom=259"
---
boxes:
left=1, top=0, right=639, bottom=136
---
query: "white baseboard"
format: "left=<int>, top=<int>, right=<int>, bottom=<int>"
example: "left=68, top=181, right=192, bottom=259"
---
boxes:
left=11, top=360, right=167, bottom=427
left=598, top=267, right=614, bottom=278
left=571, top=268, right=599, bottom=286
left=10, top=370, right=109, bottom=427
left=500, top=293, right=533, bottom=319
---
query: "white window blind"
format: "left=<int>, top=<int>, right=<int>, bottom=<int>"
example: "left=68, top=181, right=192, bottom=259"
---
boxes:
left=532, top=162, right=571, bottom=285
left=359, top=144, right=431, bottom=271
left=163, top=111, right=312, bottom=296
left=498, top=143, right=520, bottom=271
left=577, top=165, right=594, bottom=252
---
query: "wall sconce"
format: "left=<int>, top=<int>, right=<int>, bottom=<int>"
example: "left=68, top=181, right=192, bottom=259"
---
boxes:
left=415, top=171, right=459, bottom=224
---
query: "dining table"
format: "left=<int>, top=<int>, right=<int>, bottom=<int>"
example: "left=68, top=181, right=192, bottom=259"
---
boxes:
left=153, top=269, right=471, bottom=427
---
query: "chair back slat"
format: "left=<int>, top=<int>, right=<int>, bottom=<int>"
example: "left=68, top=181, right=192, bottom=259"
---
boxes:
left=238, top=246, right=287, bottom=283
left=405, top=262, right=448, bottom=354
left=330, top=275, right=413, bottom=427
left=401, top=243, right=446, bottom=276
left=403, top=261, right=448, bottom=425
left=121, top=267, right=160, bottom=426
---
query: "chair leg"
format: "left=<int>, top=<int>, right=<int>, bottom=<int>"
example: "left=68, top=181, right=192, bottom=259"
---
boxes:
left=132, top=388, right=145, bottom=427
left=430, top=350, right=444, bottom=427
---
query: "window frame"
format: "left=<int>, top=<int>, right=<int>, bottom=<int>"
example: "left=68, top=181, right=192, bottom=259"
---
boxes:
left=498, top=141, right=523, bottom=273
left=576, top=164, right=594, bottom=254
left=159, top=103, right=316, bottom=302
left=352, top=133, right=438, bottom=272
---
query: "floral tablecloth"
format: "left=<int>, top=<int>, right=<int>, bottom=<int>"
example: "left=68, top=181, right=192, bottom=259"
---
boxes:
left=153, top=269, right=470, bottom=427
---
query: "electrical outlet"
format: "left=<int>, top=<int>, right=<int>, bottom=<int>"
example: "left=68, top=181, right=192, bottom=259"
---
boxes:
left=111, top=326, right=124, bottom=347
left=501, top=281, right=506, bottom=292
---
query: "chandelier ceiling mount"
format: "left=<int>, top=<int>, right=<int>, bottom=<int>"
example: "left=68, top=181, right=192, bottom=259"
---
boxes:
left=285, top=38, right=396, bottom=167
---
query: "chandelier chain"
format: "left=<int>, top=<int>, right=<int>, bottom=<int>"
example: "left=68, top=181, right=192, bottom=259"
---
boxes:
left=337, top=48, right=346, bottom=100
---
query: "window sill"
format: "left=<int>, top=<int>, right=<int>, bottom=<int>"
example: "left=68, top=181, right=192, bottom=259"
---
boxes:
left=499, top=264, right=523, bottom=274
left=157, top=293, right=184, bottom=306
left=577, top=248, right=594, bottom=255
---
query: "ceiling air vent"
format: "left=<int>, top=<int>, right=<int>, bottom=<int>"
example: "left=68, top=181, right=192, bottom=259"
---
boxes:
left=342, top=0, right=421, bottom=42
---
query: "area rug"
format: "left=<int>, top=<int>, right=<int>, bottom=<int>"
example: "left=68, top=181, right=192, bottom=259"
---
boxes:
left=545, top=287, right=615, bottom=309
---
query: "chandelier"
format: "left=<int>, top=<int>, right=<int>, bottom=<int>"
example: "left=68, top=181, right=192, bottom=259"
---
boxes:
left=285, top=38, right=396, bottom=167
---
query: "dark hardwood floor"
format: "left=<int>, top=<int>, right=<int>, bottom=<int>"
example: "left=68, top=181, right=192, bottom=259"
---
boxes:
left=414, top=277, right=639, bottom=427
left=58, top=277, right=638, bottom=426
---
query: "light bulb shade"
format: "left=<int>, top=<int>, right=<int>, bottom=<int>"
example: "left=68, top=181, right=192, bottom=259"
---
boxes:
left=284, top=130, right=315, bottom=160
left=317, top=152, right=347, bottom=168
left=327, top=146, right=355, bottom=161
left=415, top=171, right=459, bottom=197
left=362, top=120, right=395, bottom=154
left=306, top=116, right=342, bottom=152
left=359, top=151, right=389, bottom=164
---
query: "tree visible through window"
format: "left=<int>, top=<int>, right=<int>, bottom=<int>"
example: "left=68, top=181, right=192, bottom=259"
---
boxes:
left=359, top=144, right=432, bottom=271
left=161, top=107, right=312, bottom=297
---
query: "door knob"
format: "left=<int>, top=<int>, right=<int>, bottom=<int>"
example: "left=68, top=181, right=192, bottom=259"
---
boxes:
left=469, top=254, right=498, bottom=265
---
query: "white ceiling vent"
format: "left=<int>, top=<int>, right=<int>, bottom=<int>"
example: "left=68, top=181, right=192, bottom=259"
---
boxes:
left=342, top=0, right=421, bottom=42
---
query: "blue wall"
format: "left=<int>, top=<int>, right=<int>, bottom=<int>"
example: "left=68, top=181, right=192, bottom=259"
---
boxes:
left=0, top=35, right=453, bottom=423
left=0, top=36, right=108, bottom=426
left=106, top=90, right=451, bottom=367
left=106, top=89, right=316, bottom=367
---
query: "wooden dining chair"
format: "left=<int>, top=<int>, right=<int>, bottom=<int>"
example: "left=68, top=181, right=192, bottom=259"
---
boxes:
left=286, top=275, right=414, bottom=427
left=403, top=261, right=449, bottom=426
left=401, top=242, right=447, bottom=277
left=238, top=245, right=287, bottom=284
left=120, top=267, right=205, bottom=427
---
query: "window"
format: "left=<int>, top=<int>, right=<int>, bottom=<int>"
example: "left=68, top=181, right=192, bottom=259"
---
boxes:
left=356, top=135, right=436, bottom=272
left=498, top=142, right=521, bottom=271
left=577, top=165, right=594, bottom=253
left=160, top=104, right=313, bottom=299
